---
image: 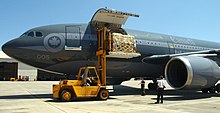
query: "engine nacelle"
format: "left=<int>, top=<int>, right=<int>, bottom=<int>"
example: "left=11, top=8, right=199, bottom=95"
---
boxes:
left=165, top=56, right=220, bottom=90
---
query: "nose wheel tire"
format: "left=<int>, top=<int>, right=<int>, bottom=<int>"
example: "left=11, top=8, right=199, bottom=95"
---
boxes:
left=98, top=89, right=109, bottom=100
left=61, top=90, right=72, bottom=102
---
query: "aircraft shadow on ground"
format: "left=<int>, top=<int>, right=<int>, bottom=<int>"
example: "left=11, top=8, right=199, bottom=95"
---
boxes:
left=0, top=85, right=220, bottom=101
left=0, top=94, right=51, bottom=99
left=110, top=85, right=220, bottom=101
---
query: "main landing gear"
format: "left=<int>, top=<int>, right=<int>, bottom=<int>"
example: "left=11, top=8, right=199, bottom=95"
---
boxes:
left=201, top=84, right=220, bottom=93
left=148, top=79, right=158, bottom=90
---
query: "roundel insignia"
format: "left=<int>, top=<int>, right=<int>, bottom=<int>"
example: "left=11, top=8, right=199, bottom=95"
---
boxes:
left=44, top=33, right=65, bottom=52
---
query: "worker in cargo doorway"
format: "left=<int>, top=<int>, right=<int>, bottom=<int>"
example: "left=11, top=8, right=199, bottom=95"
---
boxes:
left=155, top=76, right=165, bottom=104
left=138, top=78, right=145, bottom=96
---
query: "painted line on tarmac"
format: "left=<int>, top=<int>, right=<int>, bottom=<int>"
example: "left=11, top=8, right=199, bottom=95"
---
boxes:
left=17, top=82, right=67, bottom=113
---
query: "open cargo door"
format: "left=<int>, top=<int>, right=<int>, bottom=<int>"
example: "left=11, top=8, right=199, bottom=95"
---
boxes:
left=91, top=8, right=139, bottom=29
left=92, top=8, right=141, bottom=58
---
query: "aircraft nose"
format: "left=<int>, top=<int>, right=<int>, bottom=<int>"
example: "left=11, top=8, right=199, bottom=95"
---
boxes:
left=2, top=39, right=17, bottom=56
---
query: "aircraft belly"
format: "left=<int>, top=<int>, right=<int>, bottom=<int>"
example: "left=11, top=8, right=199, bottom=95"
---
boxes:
left=44, top=60, right=163, bottom=78
left=112, top=62, right=163, bottom=78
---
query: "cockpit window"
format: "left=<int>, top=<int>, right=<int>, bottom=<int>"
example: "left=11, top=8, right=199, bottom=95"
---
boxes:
left=20, top=31, right=43, bottom=38
left=36, top=32, right=43, bottom=37
left=28, top=31, right=34, bottom=37
left=20, top=32, right=28, bottom=37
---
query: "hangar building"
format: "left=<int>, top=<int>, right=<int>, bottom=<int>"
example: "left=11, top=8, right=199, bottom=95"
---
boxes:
left=0, top=51, right=65, bottom=81
left=0, top=51, right=37, bottom=80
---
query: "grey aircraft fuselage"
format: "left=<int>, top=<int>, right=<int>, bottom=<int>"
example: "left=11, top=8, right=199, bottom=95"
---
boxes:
left=3, top=23, right=220, bottom=84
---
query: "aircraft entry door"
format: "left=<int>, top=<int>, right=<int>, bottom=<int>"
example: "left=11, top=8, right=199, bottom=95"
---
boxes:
left=65, top=26, right=81, bottom=50
left=167, top=42, right=175, bottom=54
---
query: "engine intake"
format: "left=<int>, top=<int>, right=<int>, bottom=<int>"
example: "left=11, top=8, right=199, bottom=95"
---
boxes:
left=165, top=56, right=220, bottom=90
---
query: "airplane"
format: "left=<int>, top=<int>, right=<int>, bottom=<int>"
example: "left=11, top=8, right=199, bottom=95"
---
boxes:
left=2, top=8, right=220, bottom=93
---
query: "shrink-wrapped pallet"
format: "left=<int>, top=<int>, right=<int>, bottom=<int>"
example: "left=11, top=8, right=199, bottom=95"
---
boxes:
left=108, top=33, right=140, bottom=58
left=112, top=33, right=137, bottom=53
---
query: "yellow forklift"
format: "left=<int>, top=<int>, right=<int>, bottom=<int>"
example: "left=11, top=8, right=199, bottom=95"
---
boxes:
left=53, top=66, right=109, bottom=101
left=52, top=8, right=140, bottom=101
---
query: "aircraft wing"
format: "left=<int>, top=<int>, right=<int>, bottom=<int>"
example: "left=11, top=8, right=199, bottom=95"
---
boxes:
left=142, top=49, right=220, bottom=64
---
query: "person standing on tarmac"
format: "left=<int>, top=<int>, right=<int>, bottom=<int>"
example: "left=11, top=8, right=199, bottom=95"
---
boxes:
left=155, top=76, right=165, bottom=104
left=138, top=78, right=145, bottom=96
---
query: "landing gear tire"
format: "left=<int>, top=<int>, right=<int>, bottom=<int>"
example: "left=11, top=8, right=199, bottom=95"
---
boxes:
left=148, top=83, right=157, bottom=90
left=201, top=88, right=209, bottom=93
left=148, top=83, right=154, bottom=90
left=98, top=89, right=109, bottom=100
left=61, top=90, right=72, bottom=102
left=201, top=85, right=220, bottom=94
left=209, top=86, right=216, bottom=93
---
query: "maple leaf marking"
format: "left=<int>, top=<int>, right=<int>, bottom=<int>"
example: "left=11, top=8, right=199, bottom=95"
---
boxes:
left=48, top=36, right=61, bottom=48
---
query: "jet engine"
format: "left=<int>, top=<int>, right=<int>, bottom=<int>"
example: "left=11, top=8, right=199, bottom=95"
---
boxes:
left=165, top=56, right=220, bottom=90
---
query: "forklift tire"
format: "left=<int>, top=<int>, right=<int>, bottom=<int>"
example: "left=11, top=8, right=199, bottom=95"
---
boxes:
left=61, top=90, right=72, bottom=102
left=98, top=89, right=109, bottom=100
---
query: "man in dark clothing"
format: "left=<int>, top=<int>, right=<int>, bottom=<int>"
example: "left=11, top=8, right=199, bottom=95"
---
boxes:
left=155, top=76, right=165, bottom=104
left=139, top=78, right=145, bottom=96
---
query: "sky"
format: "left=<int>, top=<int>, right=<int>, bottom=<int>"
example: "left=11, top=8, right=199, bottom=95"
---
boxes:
left=1, top=0, right=220, bottom=49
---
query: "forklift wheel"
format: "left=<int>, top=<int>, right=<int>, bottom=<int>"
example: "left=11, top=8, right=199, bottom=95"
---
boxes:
left=61, top=90, right=72, bottom=102
left=99, top=89, right=109, bottom=100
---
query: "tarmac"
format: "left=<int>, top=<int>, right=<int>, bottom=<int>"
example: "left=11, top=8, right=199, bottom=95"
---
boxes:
left=0, top=80, right=220, bottom=113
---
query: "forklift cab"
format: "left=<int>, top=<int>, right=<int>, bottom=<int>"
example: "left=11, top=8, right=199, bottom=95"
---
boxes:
left=78, top=66, right=101, bottom=86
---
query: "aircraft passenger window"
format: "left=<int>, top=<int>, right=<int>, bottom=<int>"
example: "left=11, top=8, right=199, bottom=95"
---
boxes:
left=36, top=32, right=43, bottom=37
left=28, top=32, right=34, bottom=37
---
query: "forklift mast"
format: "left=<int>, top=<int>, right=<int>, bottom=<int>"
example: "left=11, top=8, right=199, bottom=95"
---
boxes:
left=96, top=27, right=111, bottom=86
